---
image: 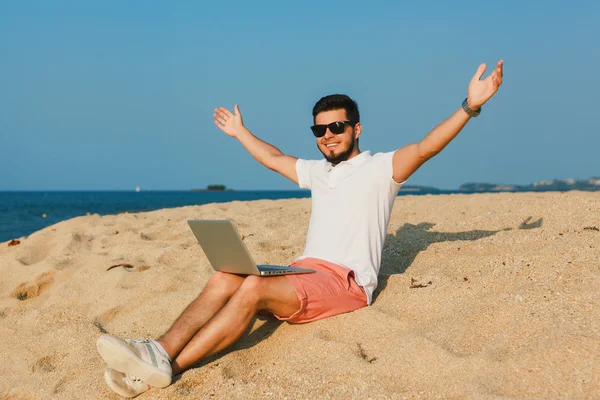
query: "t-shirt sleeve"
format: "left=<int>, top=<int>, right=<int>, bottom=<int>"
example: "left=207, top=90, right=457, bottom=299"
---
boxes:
left=295, top=159, right=319, bottom=189
left=379, top=151, right=407, bottom=188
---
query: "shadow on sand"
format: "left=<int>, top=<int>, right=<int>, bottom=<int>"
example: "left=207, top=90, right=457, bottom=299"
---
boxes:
left=373, top=222, right=518, bottom=301
left=183, top=317, right=284, bottom=376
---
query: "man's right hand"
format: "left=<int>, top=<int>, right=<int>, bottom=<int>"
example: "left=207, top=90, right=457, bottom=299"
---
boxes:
left=213, top=104, right=244, bottom=138
left=212, top=103, right=300, bottom=184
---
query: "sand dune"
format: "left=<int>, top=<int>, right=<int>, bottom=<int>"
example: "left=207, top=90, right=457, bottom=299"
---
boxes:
left=1, top=192, right=598, bottom=399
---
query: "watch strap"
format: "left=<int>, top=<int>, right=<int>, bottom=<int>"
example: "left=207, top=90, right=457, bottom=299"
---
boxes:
left=462, top=98, right=481, bottom=117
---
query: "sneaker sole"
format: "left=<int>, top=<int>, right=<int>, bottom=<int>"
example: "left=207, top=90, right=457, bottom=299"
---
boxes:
left=96, top=336, right=171, bottom=388
left=104, top=369, right=144, bottom=398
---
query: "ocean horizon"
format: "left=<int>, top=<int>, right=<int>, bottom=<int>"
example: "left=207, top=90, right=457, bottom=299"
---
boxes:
left=0, top=188, right=571, bottom=242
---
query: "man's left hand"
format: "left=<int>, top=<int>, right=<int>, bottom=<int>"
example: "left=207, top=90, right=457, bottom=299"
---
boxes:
left=467, top=60, right=504, bottom=110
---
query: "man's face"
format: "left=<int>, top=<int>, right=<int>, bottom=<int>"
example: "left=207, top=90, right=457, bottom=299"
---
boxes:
left=314, top=109, right=361, bottom=165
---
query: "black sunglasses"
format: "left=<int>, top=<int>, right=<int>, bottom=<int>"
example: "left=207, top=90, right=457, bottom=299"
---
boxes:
left=310, top=120, right=357, bottom=138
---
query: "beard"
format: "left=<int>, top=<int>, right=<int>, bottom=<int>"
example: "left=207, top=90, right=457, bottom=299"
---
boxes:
left=319, top=136, right=357, bottom=165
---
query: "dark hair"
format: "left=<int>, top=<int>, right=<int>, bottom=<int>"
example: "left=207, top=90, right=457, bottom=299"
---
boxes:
left=312, top=94, right=360, bottom=123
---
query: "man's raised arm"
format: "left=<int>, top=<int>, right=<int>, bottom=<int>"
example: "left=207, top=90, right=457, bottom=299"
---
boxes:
left=392, top=60, right=504, bottom=184
left=213, top=104, right=299, bottom=184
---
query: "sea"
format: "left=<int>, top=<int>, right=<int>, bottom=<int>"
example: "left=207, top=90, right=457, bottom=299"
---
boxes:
left=0, top=188, right=480, bottom=242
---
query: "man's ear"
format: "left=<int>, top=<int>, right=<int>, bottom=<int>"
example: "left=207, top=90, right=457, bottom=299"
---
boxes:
left=354, top=122, right=362, bottom=139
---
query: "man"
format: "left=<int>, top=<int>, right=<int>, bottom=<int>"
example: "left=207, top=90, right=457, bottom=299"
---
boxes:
left=97, top=60, right=504, bottom=397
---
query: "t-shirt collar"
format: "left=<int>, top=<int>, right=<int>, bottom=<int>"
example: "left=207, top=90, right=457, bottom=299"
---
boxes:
left=324, top=150, right=372, bottom=172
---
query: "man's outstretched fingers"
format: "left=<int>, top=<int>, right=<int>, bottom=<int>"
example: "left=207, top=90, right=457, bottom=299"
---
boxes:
left=213, top=113, right=227, bottom=126
left=215, top=108, right=229, bottom=119
left=220, top=107, right=233, bottom=117
left=471, top=63, right=487, bottom=83
left=496, top=62, right=504, bottom=85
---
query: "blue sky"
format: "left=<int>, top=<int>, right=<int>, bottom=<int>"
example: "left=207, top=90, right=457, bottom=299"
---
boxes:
left=1, top=1, right=598, bottom=191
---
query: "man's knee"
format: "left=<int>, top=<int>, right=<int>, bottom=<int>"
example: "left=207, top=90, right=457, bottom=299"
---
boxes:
left=204, top=271, right=244, bottom=295
left=235, top=275, right=266, bottom=307
left=236, top=276, right=297, bottom=314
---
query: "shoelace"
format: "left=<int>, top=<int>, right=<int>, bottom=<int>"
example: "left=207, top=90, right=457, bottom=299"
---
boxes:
left=132, top=338, right=172, bottom=363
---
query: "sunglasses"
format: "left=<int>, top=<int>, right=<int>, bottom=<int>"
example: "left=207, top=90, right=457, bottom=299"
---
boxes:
left=310, top=120, right=357, bottom=138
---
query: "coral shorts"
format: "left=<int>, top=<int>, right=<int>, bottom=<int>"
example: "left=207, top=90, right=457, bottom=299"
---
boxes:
left=273, top=257, right=368, bottom=324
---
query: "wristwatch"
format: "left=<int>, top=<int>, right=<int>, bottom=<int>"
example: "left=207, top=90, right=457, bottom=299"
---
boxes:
left=462, top=98, right=481, bottom=117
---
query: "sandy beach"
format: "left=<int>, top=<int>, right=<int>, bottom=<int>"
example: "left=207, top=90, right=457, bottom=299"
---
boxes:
left=1, top=191, right=598, bottom=399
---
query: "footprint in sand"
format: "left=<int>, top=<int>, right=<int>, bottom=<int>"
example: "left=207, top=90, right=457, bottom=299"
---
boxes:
left=220, top=366, right=235, bottom=380
left=11, top=271, right=56, bottom=300
left=55, top=257, right=74, bottom=271
left=32, top=355, right=59, bottom=373
left=64, top=232, right=93, bottom=256
left=53, top=376, right=71, bottom=395
left=17, top=233, right=92, bottom=267
left=315, top=329, right=345, bottom=343
left=16, top=242, right=51, bottom=266
left=93, top=307, right=123, bottom=333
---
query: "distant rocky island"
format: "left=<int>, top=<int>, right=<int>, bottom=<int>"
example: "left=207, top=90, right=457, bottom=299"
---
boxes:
left=458, top=177, right=600, bottom=192
left=402, top=177, right=600, bottom=193
left=190, top=185, right=233, bottom=192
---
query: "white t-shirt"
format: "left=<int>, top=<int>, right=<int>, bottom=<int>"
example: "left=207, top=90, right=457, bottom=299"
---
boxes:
left=295, top=150, right=404, bottom=304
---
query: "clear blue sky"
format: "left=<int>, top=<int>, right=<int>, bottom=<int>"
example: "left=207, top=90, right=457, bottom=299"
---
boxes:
left=1, top=1, right=598, bottom=191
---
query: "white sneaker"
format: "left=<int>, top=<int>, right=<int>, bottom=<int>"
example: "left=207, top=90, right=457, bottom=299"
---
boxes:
left=104, top=368, right=152, bottom=398
left=96, top=335, right=172, bottom=388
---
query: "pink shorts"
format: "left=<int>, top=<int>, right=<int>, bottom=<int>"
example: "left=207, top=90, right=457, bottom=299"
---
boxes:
left=273, top=257, right=368, bottom=324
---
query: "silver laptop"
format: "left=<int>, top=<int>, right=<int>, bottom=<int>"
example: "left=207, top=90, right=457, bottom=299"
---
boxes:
left=188, top=220, right=314, bottom=276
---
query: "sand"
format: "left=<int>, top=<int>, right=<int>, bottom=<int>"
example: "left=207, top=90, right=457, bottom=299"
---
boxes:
left=0, top=191, right=598, bottom=399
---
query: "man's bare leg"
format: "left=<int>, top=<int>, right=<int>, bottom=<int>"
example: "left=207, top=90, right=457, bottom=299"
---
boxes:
left=171, top=275, right=300, bottom=374
left=156, top=271, right=246, bottom=358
